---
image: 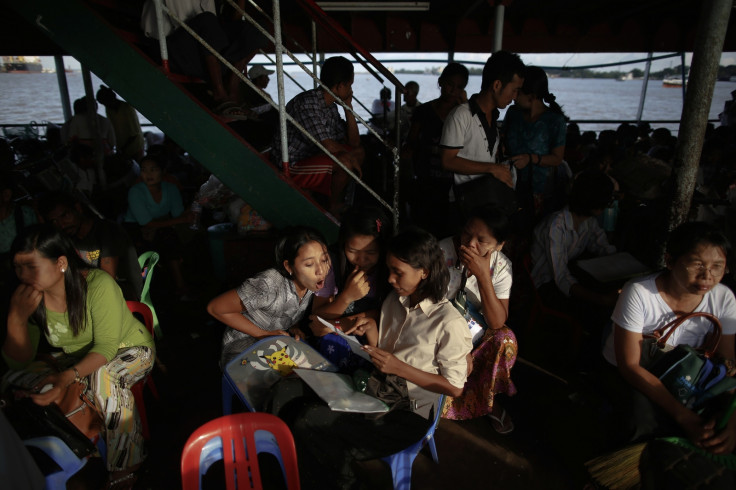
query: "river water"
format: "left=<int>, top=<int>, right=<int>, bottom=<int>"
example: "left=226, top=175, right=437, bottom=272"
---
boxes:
left=0, top=70, right=732, bottom=136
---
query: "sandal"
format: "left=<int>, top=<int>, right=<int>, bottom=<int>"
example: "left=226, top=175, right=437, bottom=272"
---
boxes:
left=214, top=101, right=249, bottom=121
left=488, top=407, right=515, bottom=434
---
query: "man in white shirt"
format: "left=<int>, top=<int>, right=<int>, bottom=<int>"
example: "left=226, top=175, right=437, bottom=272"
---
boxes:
left=440, top=51, right=525, bottom=217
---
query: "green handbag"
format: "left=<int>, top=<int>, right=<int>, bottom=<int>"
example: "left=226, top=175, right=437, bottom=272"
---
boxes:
left=641, top=312, right=736, bottom=412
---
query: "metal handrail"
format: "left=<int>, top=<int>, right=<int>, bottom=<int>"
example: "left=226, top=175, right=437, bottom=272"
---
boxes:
left=0, top=119, right=702, bottom=133
left=152, top=0, right=402, bottom=225
left=222, top=0, right=396, bottom=155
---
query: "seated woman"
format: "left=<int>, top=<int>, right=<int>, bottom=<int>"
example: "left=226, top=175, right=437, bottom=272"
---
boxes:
left=310, top=206, right=392, bottom=371
left=439, top=204, right=517, bottom=434
left=207, top=226, right=330, bottom=368
left=602, top=221, right=736, bottom=453
left=123, top=153, right=192, bottom=298
left=2, top=225, right=155, bottom=489
left=288, top=228, right=472, bottom=490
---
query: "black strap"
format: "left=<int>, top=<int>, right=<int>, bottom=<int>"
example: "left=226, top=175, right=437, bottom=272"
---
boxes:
left=468, top=95, right=499, bottom=157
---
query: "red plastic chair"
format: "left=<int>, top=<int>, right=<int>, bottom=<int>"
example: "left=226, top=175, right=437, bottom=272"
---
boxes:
left=181, top=412, right=301, bottom=490
left=126, top=300, right=160, bottom=440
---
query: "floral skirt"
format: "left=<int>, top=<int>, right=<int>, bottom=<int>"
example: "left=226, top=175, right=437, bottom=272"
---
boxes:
left=442, top=326, right=518, bottom=420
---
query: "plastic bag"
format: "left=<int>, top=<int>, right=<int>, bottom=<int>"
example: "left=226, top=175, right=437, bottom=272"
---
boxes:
left=197, top=174, right=235, bottom=208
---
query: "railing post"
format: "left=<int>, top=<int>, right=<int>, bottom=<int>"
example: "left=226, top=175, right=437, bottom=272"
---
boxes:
left=153, top=0, right=170, bottom=73
left=636, top=52, right=653, bottom=123
left=312, top=20, right=319, bottom=90
left=393, top=86, right=401, bottom=233
left=679, top=51, right=687, bottom=101
left=54, top=55, right=72, bottom=122
left=274, top=0, right=289, bottom=175
left=493, top=4, right=505, bottom=52
left=81, top=65, right=106, bottom=188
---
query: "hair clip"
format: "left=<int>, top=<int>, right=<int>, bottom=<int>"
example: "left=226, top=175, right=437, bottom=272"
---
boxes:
left=375, top=219, right=382, bottom=232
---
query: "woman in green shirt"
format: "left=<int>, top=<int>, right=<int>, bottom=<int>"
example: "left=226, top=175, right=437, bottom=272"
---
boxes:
left=3, top=225, right=154, bottom=489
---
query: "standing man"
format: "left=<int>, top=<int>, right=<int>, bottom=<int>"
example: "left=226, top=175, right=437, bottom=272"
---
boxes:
left=96, top=85, right=145, bottom=162
left=60, top=97, right=116, bottom=154
left=399, top=80, right=421, bottom=142
left=273, top=56, right=364, bottom=215
left=440, top=51, right=525, bottom=217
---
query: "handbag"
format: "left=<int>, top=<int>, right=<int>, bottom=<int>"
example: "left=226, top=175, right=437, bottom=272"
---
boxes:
left=454, top=173, right=518, bottom=217
left=53, top=379, right=103, bottom=440
left=3, top=394, right=100, bottom=459
left=364, top=371, right=410, bottom=419
left=5, top=358, right=104, bottom=442
left=641, top=312, right=736, bottom=411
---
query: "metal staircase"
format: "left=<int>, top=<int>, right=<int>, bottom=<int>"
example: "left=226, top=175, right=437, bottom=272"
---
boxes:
left=9, top=0, right=339, bottom=239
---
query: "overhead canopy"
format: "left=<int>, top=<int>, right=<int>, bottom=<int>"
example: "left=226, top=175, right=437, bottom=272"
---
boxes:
left=1, top=0, right=735, bottom=57
left=287, top=0, right=736, bottom=54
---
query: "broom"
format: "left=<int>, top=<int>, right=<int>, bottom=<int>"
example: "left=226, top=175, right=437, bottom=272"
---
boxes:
left=585, top=395, right=736, bottom=489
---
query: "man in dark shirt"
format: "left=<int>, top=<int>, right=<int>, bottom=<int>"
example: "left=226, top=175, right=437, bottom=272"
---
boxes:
left=272, top=56, right=364, bottom=214
left=39, top=192, right=143, bottom=301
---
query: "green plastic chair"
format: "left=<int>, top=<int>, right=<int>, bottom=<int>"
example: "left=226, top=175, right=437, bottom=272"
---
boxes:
left=138, top=251, right=162, bottom=339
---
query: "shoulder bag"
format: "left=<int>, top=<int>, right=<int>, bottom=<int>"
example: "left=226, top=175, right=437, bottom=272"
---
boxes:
left=455, top=173, right=518, bottom=218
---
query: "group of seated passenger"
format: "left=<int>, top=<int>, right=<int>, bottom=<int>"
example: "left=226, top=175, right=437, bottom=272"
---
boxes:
left=0, top=119, right=216, bottom=487
left=4, top=199, right=735, bottom=488
left=201, top=203, right=736, bottom=487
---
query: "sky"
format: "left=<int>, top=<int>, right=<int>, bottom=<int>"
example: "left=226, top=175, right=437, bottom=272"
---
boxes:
left=43, top=52, right=736, bottom=75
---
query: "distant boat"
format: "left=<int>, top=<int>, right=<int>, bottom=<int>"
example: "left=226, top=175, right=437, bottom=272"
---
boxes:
left=663, top=77, right=686, bottom=88
left=1, top=56, right=43, bottom=73
left=617, top=72, right=634, bottom=81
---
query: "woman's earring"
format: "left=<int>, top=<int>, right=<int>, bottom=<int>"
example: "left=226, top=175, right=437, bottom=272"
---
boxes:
left=61, top=268, right=66, bottom=273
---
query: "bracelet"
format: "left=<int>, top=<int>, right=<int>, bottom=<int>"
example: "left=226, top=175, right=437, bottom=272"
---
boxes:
left=72, top=366, right=82, bottom=384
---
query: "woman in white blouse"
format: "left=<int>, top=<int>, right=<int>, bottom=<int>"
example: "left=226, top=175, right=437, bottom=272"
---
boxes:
left=605, top=221, right=736, bottom=454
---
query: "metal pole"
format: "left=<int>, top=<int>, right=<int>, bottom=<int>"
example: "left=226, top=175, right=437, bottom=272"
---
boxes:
left=274, top=0, right=289, bottom=174
left=393, top=85, right=401, bottom=233
left=680, top=51, right=687, bottom=101
left=153, top=0, right=170, bottom=73
left=312, top=20, right=318, bottom=90
left=493, top=5, right=505, bottom=52
left=54, top=55, right=72, bottom=122
left=665, top=0, right=731, bottom=253
left=636, top=52, right=653, bottom=123
left=81, top=65, right=106, bottom=188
